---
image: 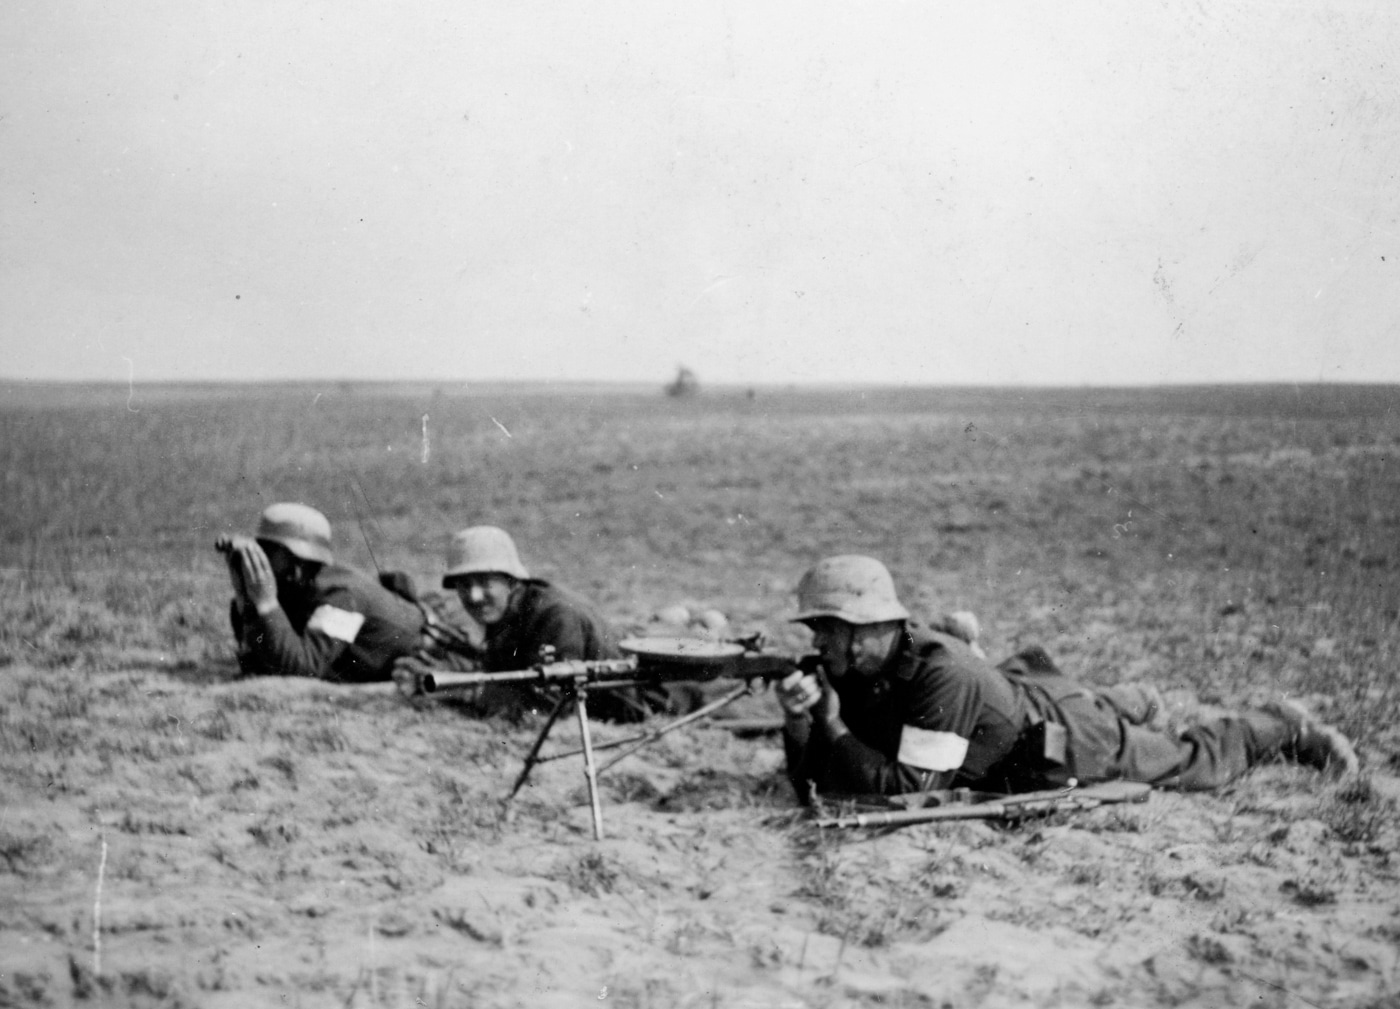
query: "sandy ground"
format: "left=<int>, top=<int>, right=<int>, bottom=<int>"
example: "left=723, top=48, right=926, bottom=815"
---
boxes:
left=2, top=664, right=1398, bottom=1009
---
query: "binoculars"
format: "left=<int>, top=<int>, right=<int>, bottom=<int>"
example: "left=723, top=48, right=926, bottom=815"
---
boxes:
left=214, top=533, right=250, bottom=554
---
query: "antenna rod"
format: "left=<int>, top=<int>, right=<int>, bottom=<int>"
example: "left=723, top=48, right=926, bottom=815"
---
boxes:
left=348, top=476, right=382, bottom=576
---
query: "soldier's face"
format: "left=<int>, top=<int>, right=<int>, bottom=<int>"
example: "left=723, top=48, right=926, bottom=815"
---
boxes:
left=807, top=618, right=897, bottom=680
left=259, top=540, right=313, bottom=589
left=452, top=573, right=516, bottom=627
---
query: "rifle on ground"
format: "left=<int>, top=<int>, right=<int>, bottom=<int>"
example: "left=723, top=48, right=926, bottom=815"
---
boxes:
left=395, top=636, right=814, bottom=839
left=814, top=780, right=1152, bottom=829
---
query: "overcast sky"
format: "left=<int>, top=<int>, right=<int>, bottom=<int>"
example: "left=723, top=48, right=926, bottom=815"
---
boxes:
left=3, top=1, right=1397, bottom=386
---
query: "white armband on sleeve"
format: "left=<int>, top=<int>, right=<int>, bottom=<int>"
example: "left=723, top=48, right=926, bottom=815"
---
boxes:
left=306, top=605, right=365, bottom=644
left=897, top=725, right=970, bottom=772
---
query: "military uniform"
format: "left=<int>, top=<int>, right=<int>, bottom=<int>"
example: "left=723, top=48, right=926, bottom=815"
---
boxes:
left=479, top=580, right=619, bottom=669
left=785, top=622, right=1305, bottom=800
left=232, top=563, right=425, bottom=682
left=470, top=579, right=651, bottom=722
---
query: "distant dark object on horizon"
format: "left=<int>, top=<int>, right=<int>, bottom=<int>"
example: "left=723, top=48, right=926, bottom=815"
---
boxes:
left=664, top=366, right=700, bottom=398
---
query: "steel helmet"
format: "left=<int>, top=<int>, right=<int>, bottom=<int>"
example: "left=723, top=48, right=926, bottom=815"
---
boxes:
left=443, top=526, right=529, bottom=584
left=255, top=503, right=334, bottom=565
left=793, top=555, right=910, bottom=625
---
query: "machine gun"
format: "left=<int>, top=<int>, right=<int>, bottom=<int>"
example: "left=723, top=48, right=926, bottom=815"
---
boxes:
left=395, top=636, right=816, bottom=839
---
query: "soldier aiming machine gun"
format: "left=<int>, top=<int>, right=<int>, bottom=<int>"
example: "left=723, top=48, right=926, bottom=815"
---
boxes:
left=395, top=636, right=815, bottom=839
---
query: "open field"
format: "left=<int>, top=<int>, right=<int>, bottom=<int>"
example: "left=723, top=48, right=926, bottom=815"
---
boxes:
left=2, top=382, right=1399, bottom=1007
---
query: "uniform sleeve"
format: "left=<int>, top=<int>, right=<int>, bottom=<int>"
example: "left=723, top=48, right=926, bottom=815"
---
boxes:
left=805, top=654, right=990, bottom=797
left=821, top=733, right=948, bottom=795
left=240, top=602, right=361, bottom=679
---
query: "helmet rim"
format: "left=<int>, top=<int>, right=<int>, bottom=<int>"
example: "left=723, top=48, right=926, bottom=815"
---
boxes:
left=443, top=525, right=529, bottom=583
left=255, top=503, right=334, bottom=565
left=792, top=554, right=910, bottom=626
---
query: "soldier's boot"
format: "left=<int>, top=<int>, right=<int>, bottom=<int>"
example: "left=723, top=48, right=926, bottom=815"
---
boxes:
left=1262, top=700, right=1360, bottom=775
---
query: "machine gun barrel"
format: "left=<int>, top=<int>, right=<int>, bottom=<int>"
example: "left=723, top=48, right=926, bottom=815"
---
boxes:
left=396, top=640, right=815, bottom=698
left=402, top=658, right=642, bottom=695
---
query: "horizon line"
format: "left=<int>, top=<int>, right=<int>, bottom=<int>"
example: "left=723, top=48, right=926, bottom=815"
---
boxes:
left=3, top=376, right=1397, bottom=392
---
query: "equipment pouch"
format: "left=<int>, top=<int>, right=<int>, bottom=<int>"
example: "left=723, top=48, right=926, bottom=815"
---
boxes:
left=379, top=571, right=418, bottom=602
left=1023, top=719, right=1067, bottom=767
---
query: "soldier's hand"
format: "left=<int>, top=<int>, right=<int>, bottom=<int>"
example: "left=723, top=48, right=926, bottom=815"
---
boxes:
left=811, top=668, right=841, bottom=728
left=235, top=539, right=280, bottom=613
left=777, top=670, right=822, bottom=718
left=221, top=534, right=256, bottom=605
left=392, top=654, right=434, bottom=697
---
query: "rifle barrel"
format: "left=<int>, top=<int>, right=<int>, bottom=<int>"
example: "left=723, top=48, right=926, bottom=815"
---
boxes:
left=814, top=781, right=1150, bottom=828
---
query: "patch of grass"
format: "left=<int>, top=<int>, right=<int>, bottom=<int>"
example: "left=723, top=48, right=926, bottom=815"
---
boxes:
left=275, top=723, right=349, bottom=754
left=259, top=753, right=298, bottom=783
left=92, top=732, right=190, bottom=763
left=549, top=851, right=622, bottom=897
left=1208, top=901, right=1259, bottom=934
left=248, top=816, right=301, bottom=847
left=195, top=708, right=237, bottom=741
left=0, top=830, right=53, bottom=874
left=1068, top=863, right=1106, bottom=887
left=0, top=716, right=86, bottom=758
left=214, top=691, right=277, bottom=713
left=1316, top=776, right=1400, bottom=845
left=1281, top=873, right=1340, bottom=906
left=661, top=915, right=736, bottom=956
left=1086, top=806, right=1155, bottom=833
left=418, top=771, right=504, bottom=868
left=432, top=906, right=504, bottom=946
left=413, top=715, right=517, bottom=770
left=792, top=833, right=950, bottom=948
left=603, top=771, right=664, bottom=804
left=1186, top=933, right=1234, bottom=965
left=172, top=760, right=220, bottom=797
left=652, top=767, right=788, bottom=812
left=0, top=970, right=56, bottom=1007
left=118, top=808, right=192, bottom=836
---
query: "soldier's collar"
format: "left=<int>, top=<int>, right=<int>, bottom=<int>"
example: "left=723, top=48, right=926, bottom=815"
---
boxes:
left=885, top=622, right=920, bottom=681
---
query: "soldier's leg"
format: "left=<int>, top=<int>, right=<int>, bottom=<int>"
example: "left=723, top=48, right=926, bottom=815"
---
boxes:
left=1001, top=647, right=1165, bottom=727
left=1099, top=683, right=1165, bottom=728
left=1112, top=718, right=1260, bottom=789
left=1078, top=705, right=1356, bottom=790
left=1056, top=692, right=1265, bottom=789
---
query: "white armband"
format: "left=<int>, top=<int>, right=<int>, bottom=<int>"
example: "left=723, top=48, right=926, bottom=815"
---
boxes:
left=897, top=725, right=969, bottom=772
left=306, top=605, right=365, bottom=644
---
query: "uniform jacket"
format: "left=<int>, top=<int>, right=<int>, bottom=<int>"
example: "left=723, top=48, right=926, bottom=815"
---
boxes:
left=234, top=563, right=425, bottom=682
left=787, top=626, right=1299, bottom=800
left=475, top=579, right=659, bottom=722
left=479, top=579, right=622, bottom=670
left=787, top=622, right=1041, bottom=798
